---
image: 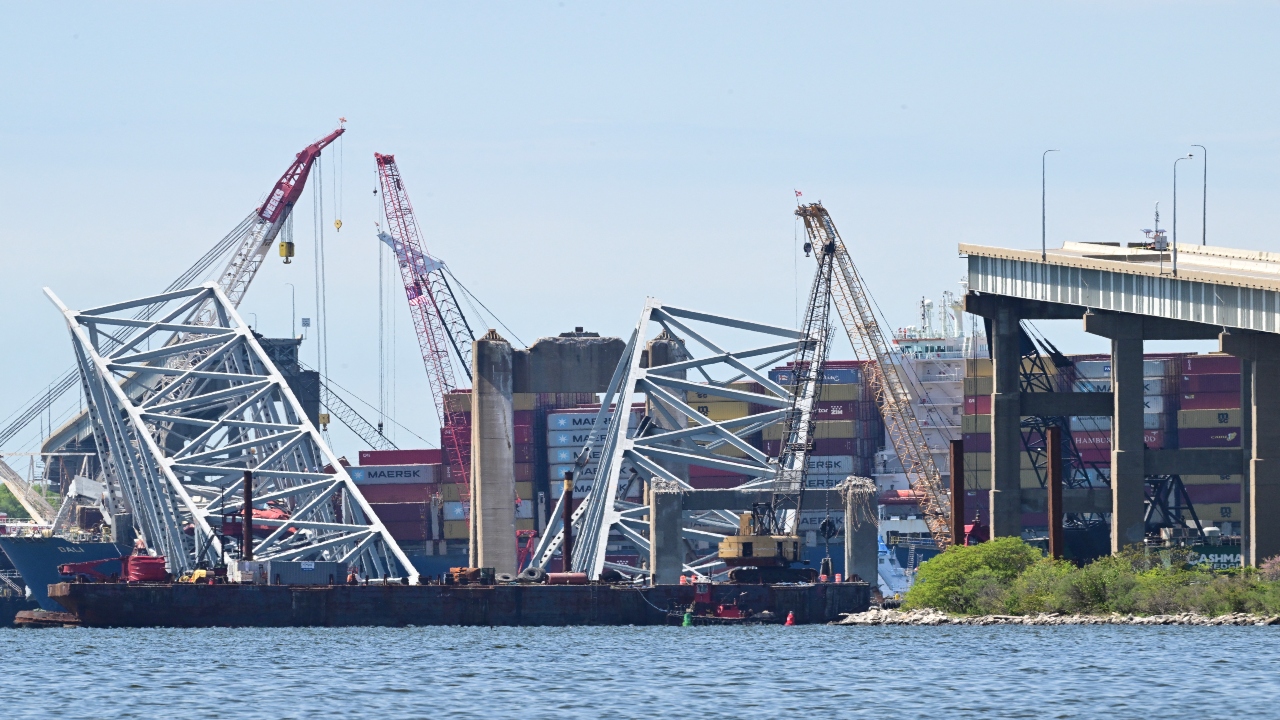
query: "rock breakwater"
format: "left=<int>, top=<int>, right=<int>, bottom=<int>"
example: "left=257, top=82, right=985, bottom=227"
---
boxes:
left=834, top=608, right=1280, bottom=626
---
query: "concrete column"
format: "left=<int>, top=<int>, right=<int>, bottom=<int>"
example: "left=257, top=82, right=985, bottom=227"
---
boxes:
left=1111, top=331, right=1146, bottom=553
left=843, top=480, right=879, bottom=586
left=471, top=330, right=517, bottom=575
left=1252, top=352, right=1280, bottom=565
left=989, top=299, right=1022, bottom=538
left=649, top=484, right=683, bottom=585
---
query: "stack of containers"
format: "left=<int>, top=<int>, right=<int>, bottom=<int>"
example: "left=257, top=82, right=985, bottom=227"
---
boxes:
left=349, top=448, right=443, bottom=555
left=686, top=381, right=759, bottom=489
left=545, top=402, right=643, bottom=505
left=761, top=361, right=881, bottom=546
left=960, top=357, right=994, bottom=525
left=438, top=390, right=473, bottom=542
left=1177, top=354, right=1243, bottom=528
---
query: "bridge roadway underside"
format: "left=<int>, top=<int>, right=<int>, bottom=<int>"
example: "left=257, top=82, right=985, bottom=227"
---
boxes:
left=963, top=245, right=1280, bottom=566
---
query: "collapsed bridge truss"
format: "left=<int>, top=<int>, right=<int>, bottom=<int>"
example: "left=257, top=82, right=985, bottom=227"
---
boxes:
left=532, top=300, right=814, bottom=580
left=47, top=283, right=417, bottom=581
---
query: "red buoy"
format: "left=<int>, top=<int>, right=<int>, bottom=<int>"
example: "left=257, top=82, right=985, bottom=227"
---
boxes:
left=784, top=611, right=796, bottom=626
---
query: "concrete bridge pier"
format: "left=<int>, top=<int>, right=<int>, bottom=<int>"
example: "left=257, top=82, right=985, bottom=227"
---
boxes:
left=989, top=297, right=1023, bottom=539
left=1221, top=331, right=1280, bottom=565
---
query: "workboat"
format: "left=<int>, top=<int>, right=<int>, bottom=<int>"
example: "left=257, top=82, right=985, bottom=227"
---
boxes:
left=0, top=536, right=126, bottom=611
left=878, top=540, right=912, bottom=600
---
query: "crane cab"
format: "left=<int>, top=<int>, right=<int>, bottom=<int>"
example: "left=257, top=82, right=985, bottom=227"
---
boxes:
left=717, top=509, right=801, bottom=568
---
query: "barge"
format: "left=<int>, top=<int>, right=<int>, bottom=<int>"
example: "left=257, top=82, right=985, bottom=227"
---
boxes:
left=49, top=580, right=869, bottom=628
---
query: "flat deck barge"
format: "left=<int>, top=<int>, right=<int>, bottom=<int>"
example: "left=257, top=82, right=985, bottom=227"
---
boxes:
left=49, top=581, right=869, bottom=628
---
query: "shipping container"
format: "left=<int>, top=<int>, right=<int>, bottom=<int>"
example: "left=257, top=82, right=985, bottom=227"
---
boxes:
left=821, top=384, right=860, bottom=402
left=515, top=481, right=534, bottom=500
left=443, top=391, right=471, bottom=413
left=514, top=463, right=534, bottom=482
left=1180, top=392, right=1241, bottom=410
left=546, top=428, right=608, bottom=447
left=1143, top=412, right=1166, bottom=430
left=513, top=409, right=536, bottom=425
left=349, top=464, right=438, bottom=485
left=1141, top=395, right=1166, bottom=413
left=359, top=449, right=441, bottom=466
left=1183, top=355, right=1241, bottom=375
left=807, top=455, right=855, bottom=476
left=1178, top=408, right=1241, bottom=429
left=685, top=382, right=763, bottom=402
left=1181, top=373, right=1241, bottom=393
left=1145, top=429, right=1165, bottom=448
left=964, top=395, right=992, bottom=415
left=964, top=376, right=994, bottom=396
left=357, top=483, right=436, bottom=503
left=1178, top=427, right=1242, bottom=448
left=1193, top=503, right=1242, bottom=522
left=1181, top=474, right=1241, bottom=485
left=1183, top=483, right=1242, bottom=504
left=513, top=445, right=536, bottom=463
left=369, top=502, right=427, bottom=522
left=514, top=425, right=534, bottom=444
left=512, top=393, right=536, bottom=411
left=549, top=446, right=604, bottom=464
left=815, top=401, right=857, bottom=420
left=443, top=520, right=469, bottom=539
left=692, top=402, right=749, bottom=421
left=769, top=367, right=862, bottom=385
left=440, top=483, right=462, bottom=502
left=264, top=561, right=345, bottom=586
left=1070, top=416, right=1111, bottom=432
left=383, top=520, right=429, bottom=542
left=443, top=502, right=467, bottom=520
left=546, top=410, right=639, bottom=431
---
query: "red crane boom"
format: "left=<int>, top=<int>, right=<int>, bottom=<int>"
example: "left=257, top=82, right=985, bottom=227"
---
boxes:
left=374, top=153, right=472, bottom=504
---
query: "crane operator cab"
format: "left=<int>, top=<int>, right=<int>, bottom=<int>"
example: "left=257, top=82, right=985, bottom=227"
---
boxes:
left=718, top=503, right=818, bottom=584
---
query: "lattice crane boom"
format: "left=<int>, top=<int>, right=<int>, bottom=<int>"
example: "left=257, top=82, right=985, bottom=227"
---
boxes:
left=374, top=154, right=475, bottom=490
left=796, top=203, right=953, bottom=548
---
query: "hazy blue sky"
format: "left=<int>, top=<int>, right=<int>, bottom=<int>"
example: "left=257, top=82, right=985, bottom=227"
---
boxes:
left=3, top=2, right=1277, bottom=452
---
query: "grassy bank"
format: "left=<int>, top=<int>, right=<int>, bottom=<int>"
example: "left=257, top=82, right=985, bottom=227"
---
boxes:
left=902, top=537, right=1280, bottom=616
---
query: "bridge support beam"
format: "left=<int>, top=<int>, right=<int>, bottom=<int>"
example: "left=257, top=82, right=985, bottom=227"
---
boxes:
left=989, top=298, right=1023, bottom=539
left=1084, top=312, right=1146, bottom=552
left=1221, top=331, right=1280, bottom=566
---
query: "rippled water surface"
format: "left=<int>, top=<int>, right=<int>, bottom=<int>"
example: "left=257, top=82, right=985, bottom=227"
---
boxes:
left=3, top=624, right=1276, bottom=718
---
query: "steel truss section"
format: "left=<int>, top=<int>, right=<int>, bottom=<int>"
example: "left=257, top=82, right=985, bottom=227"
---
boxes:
left=47, top=283, right=418, bottom=582
left=531, top=299, right=813, bottom=580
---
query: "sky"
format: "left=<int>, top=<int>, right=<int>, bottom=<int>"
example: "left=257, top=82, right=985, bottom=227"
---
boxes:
left=2, top=1, right=1278, bottom=455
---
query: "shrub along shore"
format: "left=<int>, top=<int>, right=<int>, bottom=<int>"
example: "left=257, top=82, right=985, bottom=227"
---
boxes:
left=888, top=537, right=1280, bottom=618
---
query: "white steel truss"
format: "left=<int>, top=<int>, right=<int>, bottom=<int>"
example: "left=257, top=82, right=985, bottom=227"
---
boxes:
left=531, top=300, right=814, bottom=580
left=47, top=283, right=418, bottom=582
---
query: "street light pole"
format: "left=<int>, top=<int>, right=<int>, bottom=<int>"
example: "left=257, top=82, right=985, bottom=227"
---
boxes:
left=1192, top=144, right=1207, bottom=245
left=285, top=283, right=296, bottom=338
left=1174, top=153, right=1193, bottom=276
left=1042, top=149, right=1060, bottom=262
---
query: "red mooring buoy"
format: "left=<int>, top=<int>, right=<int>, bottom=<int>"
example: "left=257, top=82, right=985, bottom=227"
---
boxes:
left=784, top=611, right=796, bottom=626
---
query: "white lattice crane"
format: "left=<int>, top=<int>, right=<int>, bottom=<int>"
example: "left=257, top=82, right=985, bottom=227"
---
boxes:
left=796, top=202, right=953, bottom=549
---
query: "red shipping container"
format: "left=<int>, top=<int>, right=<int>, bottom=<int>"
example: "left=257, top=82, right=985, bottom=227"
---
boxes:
left=964, top=395, right=992, bottom=415
left=1180, top=392, right=1240, bottom=410
left=1184, top=483, right=1241, bottom=504
left=1183, top=355, right=1241, bottom=375
left=1144, top=429, right=1164, bottom=449
left=514, top=425, right=534, bottom=444
left=1178, top=427, right=1242, bottom=448
left=1077, top=448, right=1111, bottom=464
left=1072, top=431, right=1111, bottom=451
left=383, top=519, right=429, bottom=541
left=1181, top=374, right=1240, bottom=393
left=513, top=445, right=536, bottom=463
left=816, top=401, right=857, bottom=420
left=359, top=449, right=442, bottom=466
left=357, top=483, right=437, bottom=503
left=369, top=502, right=428, bottom=522
left=514, top=462, right=534, bottom=482
left=444, top=465, right=468, bottom=482
left=514, top=410, right=536, bottom=426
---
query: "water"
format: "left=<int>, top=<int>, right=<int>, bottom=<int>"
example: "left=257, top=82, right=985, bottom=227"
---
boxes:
left=3, top=625, right=1275, bottom=718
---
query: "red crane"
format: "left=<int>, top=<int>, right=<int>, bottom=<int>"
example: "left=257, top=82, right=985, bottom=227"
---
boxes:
left=374, top=153, right=475, bottom=505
